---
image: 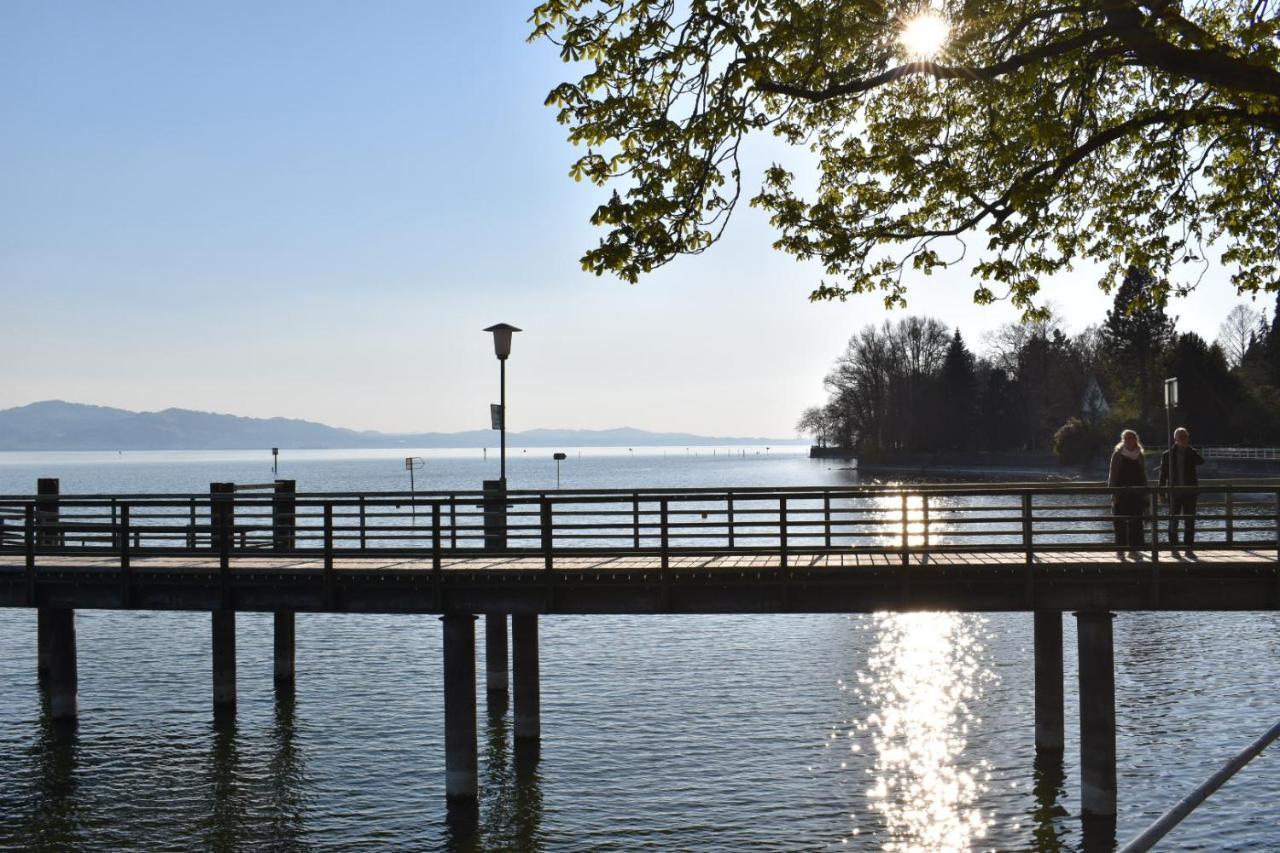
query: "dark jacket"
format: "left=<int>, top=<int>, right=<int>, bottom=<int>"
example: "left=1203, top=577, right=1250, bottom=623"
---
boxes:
left=1158, top=446, right=1205, bottom=488
left=1108, top=449, right=1148, bottom=514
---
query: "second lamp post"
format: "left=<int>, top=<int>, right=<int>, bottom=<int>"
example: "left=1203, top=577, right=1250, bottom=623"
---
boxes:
left=484, top=323, right=521, bottom=483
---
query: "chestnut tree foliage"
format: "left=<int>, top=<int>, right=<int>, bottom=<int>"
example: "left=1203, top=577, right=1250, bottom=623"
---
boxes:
left=529, top=0, right=1280, bottom=318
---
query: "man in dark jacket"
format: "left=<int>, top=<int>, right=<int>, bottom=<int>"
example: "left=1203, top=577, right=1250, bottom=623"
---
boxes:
left=1158, top=427, right=1205, bottom=557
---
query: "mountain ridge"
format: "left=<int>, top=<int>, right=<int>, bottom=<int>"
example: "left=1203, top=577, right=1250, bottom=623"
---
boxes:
left=0, top=401, right=804, bottom=451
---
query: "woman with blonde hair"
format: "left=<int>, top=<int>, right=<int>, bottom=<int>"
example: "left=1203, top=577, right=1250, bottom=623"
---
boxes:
left=1107, top=429, right=1148, bottom=559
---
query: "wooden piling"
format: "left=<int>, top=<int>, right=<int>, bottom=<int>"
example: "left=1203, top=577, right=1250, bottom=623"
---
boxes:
left=442, top=613, right=478, bottom=801
left=512, top=613, right=540, bottom=742
left=274, top=611, right=295, bottom=683
left=485, top=615, right=508, bottom=694
left=1076, top=610, right=1117, bottom=818
left=212, top=611, right=236, bottom=710
left=45, top=608, right=78, bottom=720
left=1034, top=610, right=1065, bottom=751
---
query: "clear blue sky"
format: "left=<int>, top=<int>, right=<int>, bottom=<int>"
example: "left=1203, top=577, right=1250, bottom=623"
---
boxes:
left=1, top=1, right=1262, bottom=437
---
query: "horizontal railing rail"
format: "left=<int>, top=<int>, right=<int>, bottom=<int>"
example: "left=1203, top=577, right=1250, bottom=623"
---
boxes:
left=0, top=481, right=1277, bottom=567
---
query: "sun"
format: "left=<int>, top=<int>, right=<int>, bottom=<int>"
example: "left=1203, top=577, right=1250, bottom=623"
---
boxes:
left=899, top=12, right=950, bottom=60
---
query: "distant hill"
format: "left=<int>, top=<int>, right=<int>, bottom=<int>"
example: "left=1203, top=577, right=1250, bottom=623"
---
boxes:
left=0, top=401, right=804, bottom=451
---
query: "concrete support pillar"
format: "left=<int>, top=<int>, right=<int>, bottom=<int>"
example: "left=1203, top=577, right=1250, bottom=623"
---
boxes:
left=212, top=611, right=236, bottom=710
left=1034, top=611, right=1065, bottom=751
left=512, top=613, right=540, bottom=742
left=45, top=608, right=78, bottom=720
left=1075, top=610, right=1117, bottom=819
left=442, top=613, right=478, bottom=802
left=274, top=611, right=295, bottom=684
left=485, top=614, right=508, bottom=694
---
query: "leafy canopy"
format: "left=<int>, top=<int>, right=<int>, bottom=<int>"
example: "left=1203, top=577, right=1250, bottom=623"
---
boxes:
left=529, top=0, right=1280, bottom=318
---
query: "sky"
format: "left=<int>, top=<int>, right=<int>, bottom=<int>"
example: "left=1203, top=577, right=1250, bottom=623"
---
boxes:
left=1, top=2, right=1268, bottom=438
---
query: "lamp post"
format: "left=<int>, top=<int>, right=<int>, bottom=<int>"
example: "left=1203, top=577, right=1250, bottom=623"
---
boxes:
left=482, top=324, right=521, bottom=705
left=484, top=323, right=521, bottom=483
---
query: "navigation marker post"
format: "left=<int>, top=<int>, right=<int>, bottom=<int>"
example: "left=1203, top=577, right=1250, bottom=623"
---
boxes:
left=405, top=457, right=424, bottom=523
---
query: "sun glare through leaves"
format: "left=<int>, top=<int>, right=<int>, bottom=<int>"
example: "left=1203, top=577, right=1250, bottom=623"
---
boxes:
left=899, top=12, right=950, bottom=60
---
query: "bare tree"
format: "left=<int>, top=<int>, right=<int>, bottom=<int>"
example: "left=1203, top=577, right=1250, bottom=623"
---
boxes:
left=982, top=314, right=1065, bottom=375
left=1217, top=304, right=1264, bottom=367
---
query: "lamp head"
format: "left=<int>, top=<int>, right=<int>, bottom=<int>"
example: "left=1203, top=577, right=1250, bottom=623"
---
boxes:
left=484, top=323, right=522, bottom=360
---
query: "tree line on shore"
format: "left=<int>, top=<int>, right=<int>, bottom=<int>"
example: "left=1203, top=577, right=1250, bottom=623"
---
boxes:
left=798, top=269, right=1280, bottom=463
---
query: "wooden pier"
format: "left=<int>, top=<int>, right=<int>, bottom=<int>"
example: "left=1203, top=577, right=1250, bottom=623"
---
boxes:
left=2, top=477, right=1278, bottom=830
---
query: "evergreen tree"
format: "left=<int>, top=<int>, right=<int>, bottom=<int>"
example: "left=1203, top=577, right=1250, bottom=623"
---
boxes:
left=1162, top=334, right=1241, bottom=444
left=1101, top=266, right=1176, bottom=437
left=938, top=330, right=978, bottom=450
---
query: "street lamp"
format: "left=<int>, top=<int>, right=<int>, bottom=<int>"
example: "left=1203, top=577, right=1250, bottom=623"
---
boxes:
left=484, top=323, right=522, bottom=483
left=1164, top=377, right=1179, bottom=448
left=553, top=452, right=567, bottom=488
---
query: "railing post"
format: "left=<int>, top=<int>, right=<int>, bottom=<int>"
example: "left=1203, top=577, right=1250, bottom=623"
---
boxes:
left=359, top=496, right=367, bottom=550
left=25, top=504, right=36, bottom=606
left=323, top=503, right=335, bottom=610
left=900, top=493, right=909, bottom=566
left=36, top=478, right=61, bottom=548
left=211, top=483, right=234, bottom=609
left=188, top=497, right=196, bottom=549
left=824, top=492, right=831, bottom=549
left=1225, top=491, right=1235, bottom=546
left=778, top=497, right=788, bottom=569
left=1022, top=493, right=1033, bottom=565
left=633, top=492, right=641, bottom=549
left=210, top=483, right=234, bottom=553
left=273, top=480, right=297, bottom=551
left=1148, top=491, right=1160, bottom=563
left=921, top=494, right=931, bottom=561
left=432, top=501, right=444, bottom=609
left=110, top=498, right=118, bottom=549
left=728, top=491, right=736, bottom=549
left=660, top=499, right=669, bottom=571
left=450, top=497, right=457, bottom=549
left=540, top=498, right=554, bottom=572
left=120, top=504, right=132, bottom=607
left=660, top=498, right=670, bottom=609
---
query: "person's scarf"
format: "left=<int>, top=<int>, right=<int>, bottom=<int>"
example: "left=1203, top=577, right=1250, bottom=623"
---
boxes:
left=1120, top=447, right=1141, bottom=461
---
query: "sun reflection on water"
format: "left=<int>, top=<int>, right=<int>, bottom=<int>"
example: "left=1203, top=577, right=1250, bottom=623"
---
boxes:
left=846, top=613, right=995, bottom=849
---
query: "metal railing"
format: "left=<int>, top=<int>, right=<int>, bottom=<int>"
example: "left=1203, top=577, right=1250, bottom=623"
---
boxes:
left=1, top=481, right=1277, bottom=566
left=1118, top=718, right=1280, bottom=852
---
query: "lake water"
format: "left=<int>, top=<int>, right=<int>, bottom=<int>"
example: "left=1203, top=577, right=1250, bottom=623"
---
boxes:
left=1, top=448, right=1277, bottom=851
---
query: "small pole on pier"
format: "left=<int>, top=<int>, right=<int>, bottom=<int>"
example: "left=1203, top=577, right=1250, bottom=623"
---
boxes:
left=442, top=613, right=479, bottom=802
left=1076, top=610, right=1118, bottom=819
left=1033, top=611, right=1065, bottom=751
